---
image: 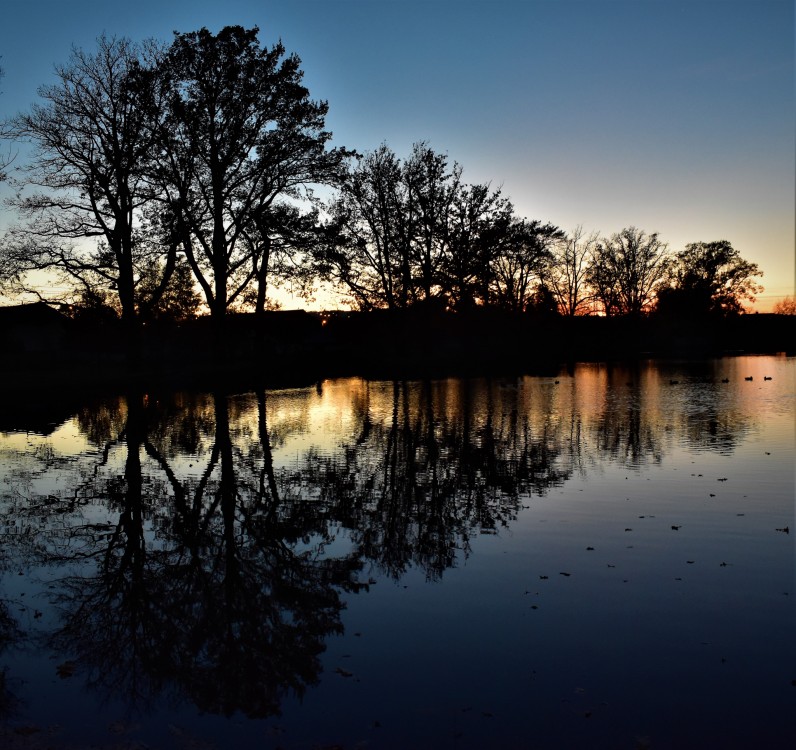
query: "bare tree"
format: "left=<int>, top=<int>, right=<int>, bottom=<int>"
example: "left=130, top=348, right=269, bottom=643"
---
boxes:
left=4, top=36, right=169, bottom=330
left=320, top=142, right=462, bottom=310
left=546, top=225, right=599, bottom=316
left=0, top=60, right=14, bottom=181
left=587, top=227, right=671, bottom=316
left=321, top=144, right=406, bottom=310
left=491, top=220, right=563, bottom=312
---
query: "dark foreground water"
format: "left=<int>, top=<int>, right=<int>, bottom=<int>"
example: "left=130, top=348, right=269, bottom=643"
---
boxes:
left=0, top=356, right=793, bottom=749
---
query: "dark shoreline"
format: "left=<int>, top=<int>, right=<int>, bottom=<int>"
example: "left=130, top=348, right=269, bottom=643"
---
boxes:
left=1, top=309, right=793, bottom=395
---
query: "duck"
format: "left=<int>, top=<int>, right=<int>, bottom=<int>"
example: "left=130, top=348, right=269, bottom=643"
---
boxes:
left=744, top=376, right=753, bottom=381
left=764, top=376, right=772, bottom=381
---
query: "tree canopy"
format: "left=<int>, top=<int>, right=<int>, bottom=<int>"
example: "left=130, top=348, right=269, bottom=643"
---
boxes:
left=154, top=26, right=352, bottom=320
left=656, top=240, right=763, bottom=317
left=0, top=27, right=771, bottom=325
left=318, top=142, right=560, bottom=312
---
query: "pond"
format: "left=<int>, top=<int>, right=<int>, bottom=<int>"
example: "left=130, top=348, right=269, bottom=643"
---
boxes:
left=0, top=355, right=793, bottom=749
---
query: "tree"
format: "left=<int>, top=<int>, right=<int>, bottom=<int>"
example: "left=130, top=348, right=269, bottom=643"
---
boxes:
left=773, top=296, right=796, bottom=315
left=4, top=35, right=169, bottom=331
left=587, top=227, right=670, bottom=316
left=443, top=182, right=514, bottom=310
left=656, top=240, right=763, bottom=317
left=0, top=60, right=13, bottom=182
left=321, top=144, right=406, bottom=310
left=490, top=219, right=564, bottom=312
left=137, top=256, right=201, bottom=321
left=319, top=142, right=461, bottom=311
left=546, top=225, right=599, bottom=316
left=403, top=142, right=461, bottom=304
left=154, top=26, right=351, bottom=321
left=320, top=143, right=554, bottom=313
left=239, top=202, right=323, bottom=315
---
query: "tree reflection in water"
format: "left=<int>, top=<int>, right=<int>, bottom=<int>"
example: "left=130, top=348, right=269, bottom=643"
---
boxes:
left=5, top=391, right=363, bottom=719
left=0, top=368, right=757, bottom=723
left=303, top=379, right=574, bottom=580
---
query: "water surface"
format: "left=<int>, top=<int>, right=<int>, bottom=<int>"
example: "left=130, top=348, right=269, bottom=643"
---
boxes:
left=0, top=356, right=793, bottom=749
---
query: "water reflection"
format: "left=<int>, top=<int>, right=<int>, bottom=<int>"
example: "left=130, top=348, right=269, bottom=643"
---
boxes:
left=3, top=391, right=364, bottom=719
left=0, top=359, right=788, bottom=734
left=301, top=379, right=574, bottom=580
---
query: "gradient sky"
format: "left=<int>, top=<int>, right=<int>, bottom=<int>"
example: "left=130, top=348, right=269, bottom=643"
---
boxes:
left=1, top=0, right=793, bottom=310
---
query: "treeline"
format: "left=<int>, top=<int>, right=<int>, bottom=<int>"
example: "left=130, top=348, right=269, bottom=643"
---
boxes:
left=0, top=26, right=780, bottom=331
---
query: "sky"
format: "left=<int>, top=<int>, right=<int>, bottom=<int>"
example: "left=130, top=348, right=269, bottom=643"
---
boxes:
left=0, top=0, right=793, bottom=311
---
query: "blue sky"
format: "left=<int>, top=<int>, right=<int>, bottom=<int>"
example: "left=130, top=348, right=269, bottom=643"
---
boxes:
left=1, top=0, right=793, bottom=309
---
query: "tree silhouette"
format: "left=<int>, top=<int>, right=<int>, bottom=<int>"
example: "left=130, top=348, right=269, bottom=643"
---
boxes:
left=240, top=202, right=323, bottom=315
left=319, top=143, right=558, bottom=313
left=404, top=143, right=462, bottom=304
left=491, top=220, right=564, bottom=312
left=10, top=391, right=362, bottom=718
left=546, top=225, right=599, bottom=316
left=321, top=143, right=413, bottom=310
left=656, top=240, right=762, bottom=317
left=4, top=36, right=169, bottom=335
left=0, top=61, right=13, bottom=183
left=153, top=26, right=351, bottom=322
left=442, top=183, right=514, bottom=310
left=587, top=227, right=670, bottom=316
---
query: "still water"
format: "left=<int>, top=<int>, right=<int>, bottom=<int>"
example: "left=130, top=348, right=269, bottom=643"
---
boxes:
left=0, top=356, right=793, bottom=749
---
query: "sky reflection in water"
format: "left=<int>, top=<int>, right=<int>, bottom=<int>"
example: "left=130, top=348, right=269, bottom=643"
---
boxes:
left=0, top=355, right=793, bottom=749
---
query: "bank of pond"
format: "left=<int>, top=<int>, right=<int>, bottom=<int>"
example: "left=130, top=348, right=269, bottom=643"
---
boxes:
left=1, top=303, right=794, bottom=390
